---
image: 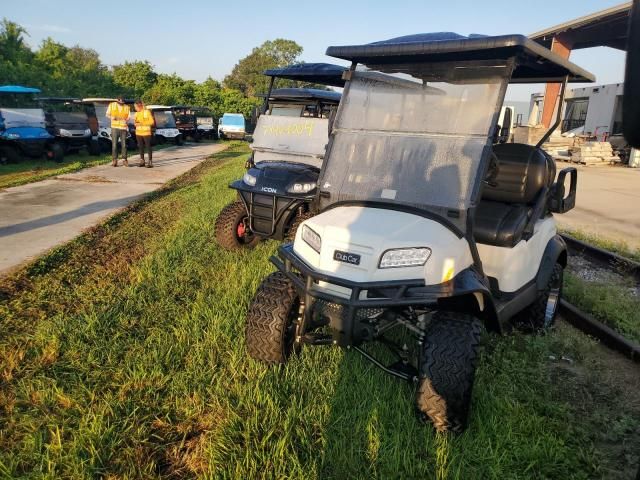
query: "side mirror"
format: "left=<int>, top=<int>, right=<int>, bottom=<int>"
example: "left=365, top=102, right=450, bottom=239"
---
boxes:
left=549, top=167, right=577, bottom=214
left=623, top=0, right=640, bottom=147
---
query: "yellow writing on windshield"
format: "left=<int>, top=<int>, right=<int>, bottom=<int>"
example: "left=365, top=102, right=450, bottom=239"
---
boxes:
left=262, top=121, right=315, bottom=137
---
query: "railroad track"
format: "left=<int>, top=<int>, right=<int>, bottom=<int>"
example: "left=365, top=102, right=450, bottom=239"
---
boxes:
left=559, top=233, right=640, bottom=362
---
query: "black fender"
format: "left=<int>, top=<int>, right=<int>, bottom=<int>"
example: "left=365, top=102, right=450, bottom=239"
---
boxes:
left=536, top=234, right=567, bottom=290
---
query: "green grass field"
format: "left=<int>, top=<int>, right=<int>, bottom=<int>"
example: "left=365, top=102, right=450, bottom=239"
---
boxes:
left=1, top=144, right=639, bottom=479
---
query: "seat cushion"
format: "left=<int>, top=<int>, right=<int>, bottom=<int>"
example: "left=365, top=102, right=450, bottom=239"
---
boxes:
left=474, top=200, right=530, bottom=247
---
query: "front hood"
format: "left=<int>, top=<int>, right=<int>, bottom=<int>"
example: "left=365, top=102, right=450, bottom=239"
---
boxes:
left=292, top=206, right=473, bottom=286
left=232, top=162, right=319, bottom=196
left=1, top=126, right=52, bottom=140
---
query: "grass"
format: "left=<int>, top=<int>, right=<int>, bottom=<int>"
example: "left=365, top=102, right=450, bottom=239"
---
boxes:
left=0, top=143, right=639, bottom=478
left=564, top=272, right=640, bottom=344
left=560, top=227, right=640, bottom=263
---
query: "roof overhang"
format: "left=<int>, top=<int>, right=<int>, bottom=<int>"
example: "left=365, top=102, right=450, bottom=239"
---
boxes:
left=530, top=2, right=631, bottom=51
left=326, top=34, right=595, bottom=83
left=263, top=63, right=347, bottom=87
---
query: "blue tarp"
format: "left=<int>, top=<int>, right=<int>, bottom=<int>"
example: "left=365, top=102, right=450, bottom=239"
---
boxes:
left=0, top=85, right=42, bottom=94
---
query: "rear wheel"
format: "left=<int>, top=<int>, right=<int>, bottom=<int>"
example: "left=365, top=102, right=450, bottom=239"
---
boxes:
left=246, top=272, right=300, bottom=364
left=416, top=312, right=482, bottom=433
left=513, top=263, right=563, bottom=333
left=214, top=201, right=260, bottom=250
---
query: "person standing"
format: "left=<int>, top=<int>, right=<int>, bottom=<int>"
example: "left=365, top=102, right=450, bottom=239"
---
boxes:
left=134, top=100, right=155, bottom=168
left=106, top=96, right=130, bottom=167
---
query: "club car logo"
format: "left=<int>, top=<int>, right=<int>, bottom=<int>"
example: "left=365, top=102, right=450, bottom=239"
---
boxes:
left=333, top=250, right=361, bottom=266
left=261, top=186, right=277, bottom=193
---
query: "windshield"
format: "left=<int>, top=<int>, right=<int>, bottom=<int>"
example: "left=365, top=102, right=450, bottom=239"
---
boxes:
left=319, top=63, right=508, bottom=231
left=222, top=114, right=244, bottom=127
left=153, top=111, right=176, bottom=128
left=93, top=105, right=109, bottom=128
left=0, top=93, right=40, bottom=108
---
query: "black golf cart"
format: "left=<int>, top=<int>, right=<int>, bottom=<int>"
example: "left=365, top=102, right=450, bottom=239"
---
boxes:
left=193, top=107, right=217, bottom=139
left=172, top=105, right=201, bottom=142
left=214, top=63, right=346, bottom=249
left=39, top=97, right=101, bottom=156
left=244, top=33, right=593, bottom=432
left=0, top=85, right=63, bottom=163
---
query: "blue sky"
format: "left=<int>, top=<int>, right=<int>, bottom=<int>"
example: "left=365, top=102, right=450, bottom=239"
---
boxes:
left=4, top=0, right=628, bottom=101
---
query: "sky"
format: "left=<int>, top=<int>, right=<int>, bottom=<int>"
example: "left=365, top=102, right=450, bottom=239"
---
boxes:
left=3, top=0, right=629, bottom=102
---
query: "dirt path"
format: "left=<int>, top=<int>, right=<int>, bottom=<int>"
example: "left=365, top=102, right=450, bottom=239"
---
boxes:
left=0, top=142, right=227, bottom=276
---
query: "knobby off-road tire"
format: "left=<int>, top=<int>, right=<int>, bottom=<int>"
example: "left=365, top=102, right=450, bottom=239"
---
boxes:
left=286, top=211, right=314, bottom=241
left=245, top=272, right=300, bottom=364
left=416, top=312, right=482, bottom=433
left=513, top=263, right=563, bottom=333
left=214, top=201, right=260, bottom=250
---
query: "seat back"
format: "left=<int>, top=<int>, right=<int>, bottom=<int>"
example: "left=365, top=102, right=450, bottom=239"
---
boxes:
left=482, top=143, right=555, bottom=205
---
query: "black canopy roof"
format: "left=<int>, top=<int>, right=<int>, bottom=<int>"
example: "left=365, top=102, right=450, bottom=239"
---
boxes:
left=37, top=97, right=81, bottom=103
left=326, top=33, right=595, bottom=83
left=267, top=88, right=341, bottom=103
left=263, top=63, right=347, bottom=87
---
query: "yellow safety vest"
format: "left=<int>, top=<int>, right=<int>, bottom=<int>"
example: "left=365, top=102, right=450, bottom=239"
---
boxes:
left=107, top=102, right=130, bottom=130
left=134, top=109, right=155, bottom=136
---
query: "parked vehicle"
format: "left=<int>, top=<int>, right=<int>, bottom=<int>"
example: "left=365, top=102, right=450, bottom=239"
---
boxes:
left=214, top=63, right=346, bottom=249
left=38, top=97, right=100, bottom=155
left=147, top=105, right=183, bottom=145
left=218, top=113, right=246, bottom=140
left=0, top=85, right=62, bottom=163
left=193, top=107, right=217, bottom=139
left=81, top=98, right=136, bottom=152
left=172, top=105, right=201, bottom=141
left=244, top=33, right=593, bottom=432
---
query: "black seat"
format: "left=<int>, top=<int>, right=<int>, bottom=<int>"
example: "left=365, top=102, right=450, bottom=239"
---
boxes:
left=474, top=143, right=555, bottom=247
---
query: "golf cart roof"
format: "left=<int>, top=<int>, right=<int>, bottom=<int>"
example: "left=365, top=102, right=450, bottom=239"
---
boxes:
left=0, top=85, right=41, bottom=94
left=267, top=88, right=342, bottom=103
left=326, top=32, right=595, bottom=83
left=147, top=105, right=173, bottom=111
left=37, top=97, right=81, bottom=103
left=263, top=63, right=347, bottom=87
left=81, top=97, right=135, bottom=104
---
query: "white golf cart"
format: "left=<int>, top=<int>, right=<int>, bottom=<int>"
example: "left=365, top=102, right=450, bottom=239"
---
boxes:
left=245, top=33, right=593, bottom=432
left=146, top=105, right=183, bottom=145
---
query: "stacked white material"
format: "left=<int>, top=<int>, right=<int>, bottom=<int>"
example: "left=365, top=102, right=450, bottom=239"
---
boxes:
left=570, top=141, right=620, bottom=165
left=543, top=134, right=574, bottom=161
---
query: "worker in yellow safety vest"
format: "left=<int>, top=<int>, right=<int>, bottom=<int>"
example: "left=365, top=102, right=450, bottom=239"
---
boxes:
left=134, top=100, right=155, bottom=168
left=106, top=96, right=131, bottom=167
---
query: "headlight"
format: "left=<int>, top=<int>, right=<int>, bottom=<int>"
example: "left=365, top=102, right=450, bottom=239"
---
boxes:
left=59, top=129, right=72, bottom=137
left=84, top=128, right=91, bottom=136
left=379, top=247, right=431, bottom=269
left=5, top=132, right=20, bottom=139
left=301, top=225, right=321, bottom=253
left=288, top=182, right=316, bottom=194
left=243, top=172, right=257, bottom=186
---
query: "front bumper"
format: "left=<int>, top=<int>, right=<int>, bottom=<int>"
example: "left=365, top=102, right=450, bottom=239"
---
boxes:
left=273, top=244, right=489, bottom=346
left=232, top=182, right=312, bottom=239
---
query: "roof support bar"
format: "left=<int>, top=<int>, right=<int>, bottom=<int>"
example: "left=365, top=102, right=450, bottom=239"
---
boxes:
left=536, top=75, right=569, bottom=148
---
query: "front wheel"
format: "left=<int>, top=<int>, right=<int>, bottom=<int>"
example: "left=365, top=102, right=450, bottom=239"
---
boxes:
left=88, top=139, right=101, bottom=156
left=214, top=201, right=260, bottom=250
left=286, top=211, right=314, bottom=241
left=246, top=272, right=301, bottom=364
left=416, top=312, right=482, bottom=433
left=46, top=143, right=64, bottom=163
left=513, top=263, right=563, bottom=333
left=175, top=135, right=183, bottom=146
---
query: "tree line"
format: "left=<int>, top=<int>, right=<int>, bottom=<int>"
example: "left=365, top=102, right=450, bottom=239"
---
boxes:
left=0, top=19, right=305, bottom=119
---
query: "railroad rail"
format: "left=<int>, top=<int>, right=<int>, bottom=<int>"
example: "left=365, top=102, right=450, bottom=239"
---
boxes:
left=559, top=233, right=640, bottom=362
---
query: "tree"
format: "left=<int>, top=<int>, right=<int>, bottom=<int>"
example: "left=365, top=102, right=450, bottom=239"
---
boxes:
left=224, top=39, right=303, bottom=96
left=113, top=61, right=158, bottom=98
left=143, top=73, right=197, bottom=106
